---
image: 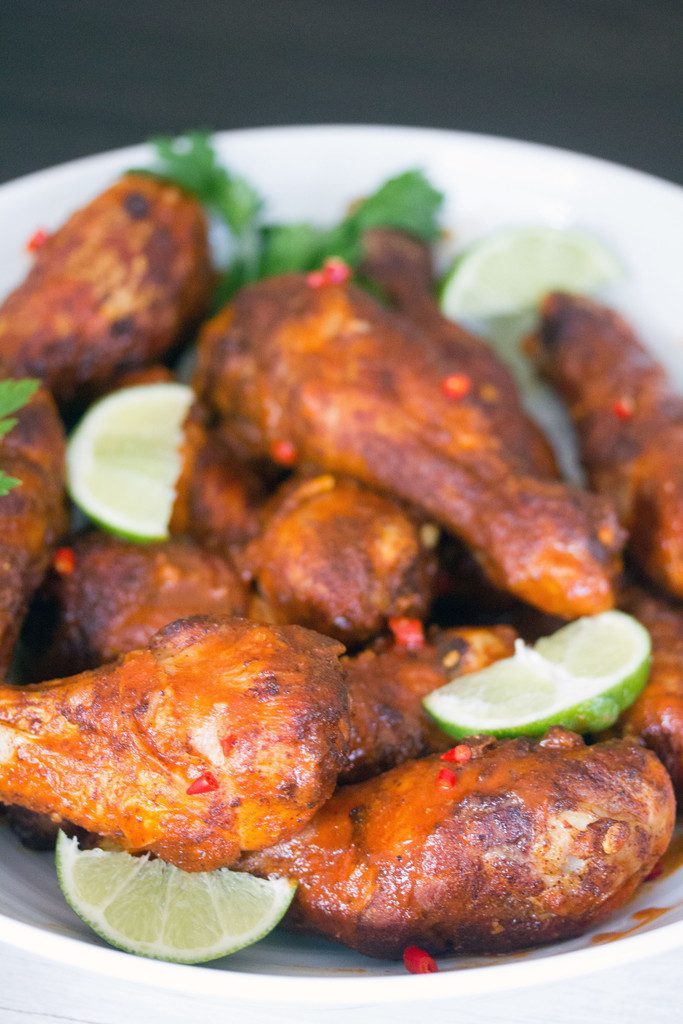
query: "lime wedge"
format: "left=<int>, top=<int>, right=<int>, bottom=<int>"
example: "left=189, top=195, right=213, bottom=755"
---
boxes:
left=440, top=226, right=622, bottom=320
left=67, top=383, right=194, bottom=541
left=423, top=610, right=651, bottom=739
left=56, top=832, right=296, bottom=964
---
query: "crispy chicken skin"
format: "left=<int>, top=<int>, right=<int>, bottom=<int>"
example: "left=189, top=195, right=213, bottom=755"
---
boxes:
left=618, top=586, right=683, bottom=799
left=0, top=617, right=348, bottom=871
left=342, top=625, right=516, bottom=782
left=0, top=379, right=67, bottom=675
left=0, top=174, right=212, bottom=405
left=194, top=275, right=623, bottom=617
left=241, top=732, right=674, bottom=959
left=361, top=228, right=558, bottom=478
left=25, top=533, right=249, bottom=679
left=242, top=474, right=437, bottom=645
left=537, top=292, right=683, bottom=598
left=172, top=420, right=267, bottom=549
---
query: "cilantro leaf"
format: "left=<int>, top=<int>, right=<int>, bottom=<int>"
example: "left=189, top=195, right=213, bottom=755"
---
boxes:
left=135, top=132, right=263, bottom=238
left=0, top=378, right=40, bottom=421
left=0, top=378, right=40, bottom=496
left=0, top=471, right=21, bottom=497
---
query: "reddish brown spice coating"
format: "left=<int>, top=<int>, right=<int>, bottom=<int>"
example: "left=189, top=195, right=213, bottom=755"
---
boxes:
left=342, top=625, right=516, bottom=782
left=240, top=734, right=674, bottom=959
left=537, top=292, right=683, bottom=598
left=0, top=617, right=348, bottom=871
left=0, top=174, right=212, bottom=405
left=242, top=474, right=437, bottom=646
left=194, top=274, right=623, bottom=618
left=26, top=533, right=249, bottom=679
left=0, top=379, right=67, bottom=675
left=618, top=585, right=683, bottom=800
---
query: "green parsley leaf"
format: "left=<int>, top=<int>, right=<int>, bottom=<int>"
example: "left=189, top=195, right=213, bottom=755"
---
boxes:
left=0, top=378, right=40, bottom=496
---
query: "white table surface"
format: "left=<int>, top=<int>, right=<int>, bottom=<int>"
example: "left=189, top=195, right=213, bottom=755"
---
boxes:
left=0, top=942, right=679, bottom=1024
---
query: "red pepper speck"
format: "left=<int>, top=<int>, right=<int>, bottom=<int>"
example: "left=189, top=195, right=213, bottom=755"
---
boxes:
left=220, top=735, right=236, bottom=756
left=186, top=771, right=219, bottom=795
left=403, top=945, right=438, bottom=974
left=613, top=396, right=634, bottom=420
left=437, top=766, right=457, bottom=790
left=26, top=228, right=49, bottom=253
left=306, top=257, right=351, bottom=288
left=388, top=617, right=425, bottom=651
left=270, top=439, right=297, bottom=466
left=441, top=373, right=472, bottom=400
left=440, top=744, right=472, bottom=765
left=53, top=547, right=76, bottom=575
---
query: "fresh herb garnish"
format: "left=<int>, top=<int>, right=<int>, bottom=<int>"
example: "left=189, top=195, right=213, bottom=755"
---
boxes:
left=136, top=132, right=444, bottom=307
left=0, top=378, right=40, bottom=496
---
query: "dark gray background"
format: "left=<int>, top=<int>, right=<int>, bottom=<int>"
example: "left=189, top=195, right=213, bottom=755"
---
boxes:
left=1, top=0, right=681, bottom=185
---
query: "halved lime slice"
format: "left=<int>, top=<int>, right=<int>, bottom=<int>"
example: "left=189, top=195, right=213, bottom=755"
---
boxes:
left=67, top=383, right=194, bottom=541
left=440, top=226, right=622, bottom=320
left=423, top=610, right=651, bottom=739
left=56, top=832, right=296, bottom=964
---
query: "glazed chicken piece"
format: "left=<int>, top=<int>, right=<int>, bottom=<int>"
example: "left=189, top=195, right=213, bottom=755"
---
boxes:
left=618, top=585, right=683, bottom=800
left=242, top=474, right=437, bottom=646
left=0, top=378, right=67, bottom=675
left=361, top=227, right=557, bottom=478
left=172, top=420, right=267, bottom=550
left=342, top=625, right=516, bottom=782
left=536, top=292, right=683, bottom=598
left=25, top=533, right=249, bottom=679
left=0, top=174, right=212, bottom=406
left=0, top=617, right=348, bottom=871
left=194, top=274, right=623, bottom=618
left=241, top=731, right=674, bottom=959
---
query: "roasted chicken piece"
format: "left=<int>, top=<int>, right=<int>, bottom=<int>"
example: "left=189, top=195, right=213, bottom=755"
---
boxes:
left=361, top=227, right=557, bottom=478
left=536, top=292, right=683, bottom=598
left=241, top=731, right=674, bottom=959
left=618, top=585, right=683, bottom=800
left=24, top=533, right=249, bottom=679
left=342, top=625, right=516, bottom=782
left=0, top=378, right=67, bottom=675
left=172, top=421, right=267, bottom=550
left=194, top=275, right=623, bottom=618
left=0, top=617, right=348, bottom=871
left=0, top=174, right=212, bottom=406
left=242, top=474, right=437, bottom=645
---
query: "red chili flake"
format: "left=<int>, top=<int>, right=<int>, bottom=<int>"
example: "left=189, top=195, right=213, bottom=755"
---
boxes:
left=644, top=861, right=663, bottom=882
left=220, top=735, right=236, bottom=756
left=26, top=228, right=50, bottom=253
left=306, top=256, right=351, bottom=288
left=403, top=945, right=438, bottom=974
left=613, top=396, right=634, bottom=420
left=186, top=771, right=219, bottom=795
left=388, top=617, right=425, bottom=651
left=53, top=546, right=76, bottom=575
left=270, top=439, right=297, bottom=466
left=436, top=766, right=458, bottom=790
left=440, top=744, right=472, bottom=765
left=441, top=373, right=472, bottom=400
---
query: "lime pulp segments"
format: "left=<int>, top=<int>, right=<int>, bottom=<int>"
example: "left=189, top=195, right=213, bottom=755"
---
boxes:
left=56, top=832, right=297, bottom=964
left=66, top=383, right=195, bottom=541
left=423, top=610, right=651, bottom=739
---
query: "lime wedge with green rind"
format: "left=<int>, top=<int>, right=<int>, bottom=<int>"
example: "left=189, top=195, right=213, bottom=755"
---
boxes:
left=440, top=226, right=622, bottom=321
left=56, top=832, right=296, bottom=964
left=66, top=383, right=194, bottom=542
left=423, top=610, right=651, bottom=739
